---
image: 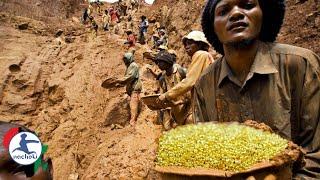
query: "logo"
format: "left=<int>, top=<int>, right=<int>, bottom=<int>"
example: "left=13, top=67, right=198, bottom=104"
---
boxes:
left=8, top=132, right=42, bottom=165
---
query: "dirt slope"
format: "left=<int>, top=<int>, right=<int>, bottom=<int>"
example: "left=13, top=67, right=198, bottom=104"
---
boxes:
left=0, top=12, right=162, bottom=179
left=0, top=0, right=319, bottom=179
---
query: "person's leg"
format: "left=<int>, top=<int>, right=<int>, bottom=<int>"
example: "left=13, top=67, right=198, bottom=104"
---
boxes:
left=143, top=31, right=148, bottom=44
left=162, top=110, right=172, bottom=130
left=156, top=110, right=164, bottom=125
left=129, top=92, right=140, bottom=125
left=138, top=31, right=143, bottom=43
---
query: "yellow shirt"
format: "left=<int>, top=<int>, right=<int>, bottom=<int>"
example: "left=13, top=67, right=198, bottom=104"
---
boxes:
left=164, top=50, right=213, bottom=100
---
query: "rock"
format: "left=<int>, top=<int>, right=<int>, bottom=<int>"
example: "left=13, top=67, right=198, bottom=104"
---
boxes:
left=111, top=124, right=124, bottom=130
left=65, top=36, right=75, bottom=43
left=68, top=173, right=79, bottom=180
left=55, top=29, right=64, bottom=37
left=17, top=22, right=29, bottom=30
left=8, top=64, right=21, bottom=73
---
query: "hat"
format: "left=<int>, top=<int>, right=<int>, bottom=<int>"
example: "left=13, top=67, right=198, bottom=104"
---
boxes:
left=123, top=52, right=134, bottom=64
left=182, top=30, right=210, bottom=47
left=155, top=51, right=175, bottom=65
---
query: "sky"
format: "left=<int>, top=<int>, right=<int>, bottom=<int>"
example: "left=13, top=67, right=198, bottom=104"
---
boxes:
left=89, top=0, right=155, bottom=5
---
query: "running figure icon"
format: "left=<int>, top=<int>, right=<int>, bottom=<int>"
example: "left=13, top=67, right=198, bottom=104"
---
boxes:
left=12, top=133, right=40, bottom=154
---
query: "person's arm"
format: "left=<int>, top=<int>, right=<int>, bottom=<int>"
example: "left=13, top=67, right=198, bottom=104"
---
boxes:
left=146, top=67, right=160, bottom=79
left=164, top=51, right=211, bottom=100
left=118, top=65, right=138, bottom=84
left=294, top=57, right=320, bottom=179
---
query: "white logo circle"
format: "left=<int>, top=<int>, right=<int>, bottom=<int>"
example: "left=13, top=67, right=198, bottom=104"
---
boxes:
left=8, top=132, right=42, bottom=165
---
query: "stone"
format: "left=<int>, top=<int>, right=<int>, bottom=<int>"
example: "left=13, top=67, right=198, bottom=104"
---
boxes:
left=68, top=173, right=78, bottom=180
left=55, top=29, right=64, bottom=37
left=17, top=23, right=29, bottom=30
left=65, top=36, right=75, bottom=43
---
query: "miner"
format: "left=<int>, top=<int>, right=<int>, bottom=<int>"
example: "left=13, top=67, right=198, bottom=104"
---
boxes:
left=196, top=0, right=320, bottom=178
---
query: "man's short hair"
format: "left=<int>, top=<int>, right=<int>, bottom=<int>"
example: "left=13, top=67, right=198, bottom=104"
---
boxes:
left=201, top=0, right=285, bottom=55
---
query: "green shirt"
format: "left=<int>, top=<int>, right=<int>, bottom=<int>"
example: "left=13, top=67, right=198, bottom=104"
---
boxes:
left=120, top=62, right=142, bottom=95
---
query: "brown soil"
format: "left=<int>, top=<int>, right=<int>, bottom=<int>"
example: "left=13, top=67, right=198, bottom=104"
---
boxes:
left=0, top=0, right=319, bottom=179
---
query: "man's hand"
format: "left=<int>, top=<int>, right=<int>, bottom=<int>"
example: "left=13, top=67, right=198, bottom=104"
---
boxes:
left=146, top=67, right=153, bottom=72
left=114, top=79, right=123, bottom=87
left=159, top=94, right=166, bottom=101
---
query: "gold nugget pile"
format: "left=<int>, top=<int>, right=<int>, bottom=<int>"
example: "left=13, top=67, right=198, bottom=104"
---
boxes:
left=156, top=123, right=288, bottom=172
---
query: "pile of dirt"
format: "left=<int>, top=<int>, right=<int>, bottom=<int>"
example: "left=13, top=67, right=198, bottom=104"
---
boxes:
left=0, top=0, right=319, bottom=179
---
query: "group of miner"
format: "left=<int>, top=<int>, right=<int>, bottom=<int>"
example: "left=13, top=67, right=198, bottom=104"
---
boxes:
left=0, top=0, right=319, bottom=179
left=100, top=0, right=320, bottom=178
left=100, top=0, right=320, bottom=179
left=81, top=0, right=139, bottom=38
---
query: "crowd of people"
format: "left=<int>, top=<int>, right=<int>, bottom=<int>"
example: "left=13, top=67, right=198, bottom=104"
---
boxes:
left=86, top=0, right=202, bottom=128
left=81, top=0, right=139, bottom=38
left=99, top=0, right=320, bottom=178
left=81, top=0, right=169, bottom=50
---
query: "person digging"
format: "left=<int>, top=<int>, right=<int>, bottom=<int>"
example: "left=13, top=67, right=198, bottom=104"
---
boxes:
left=152, top=51, right=190, bottom=130
left=102, top=53, right=142, bottom=126
left=157, top=31, right=214, bottom=124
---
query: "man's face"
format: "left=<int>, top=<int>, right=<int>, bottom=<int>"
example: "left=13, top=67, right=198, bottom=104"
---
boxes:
left=213, top=0, right=263, bottom=45
left=123, top=57, right=129, bottom=66
left=184, top=39, right=200, bottom=57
